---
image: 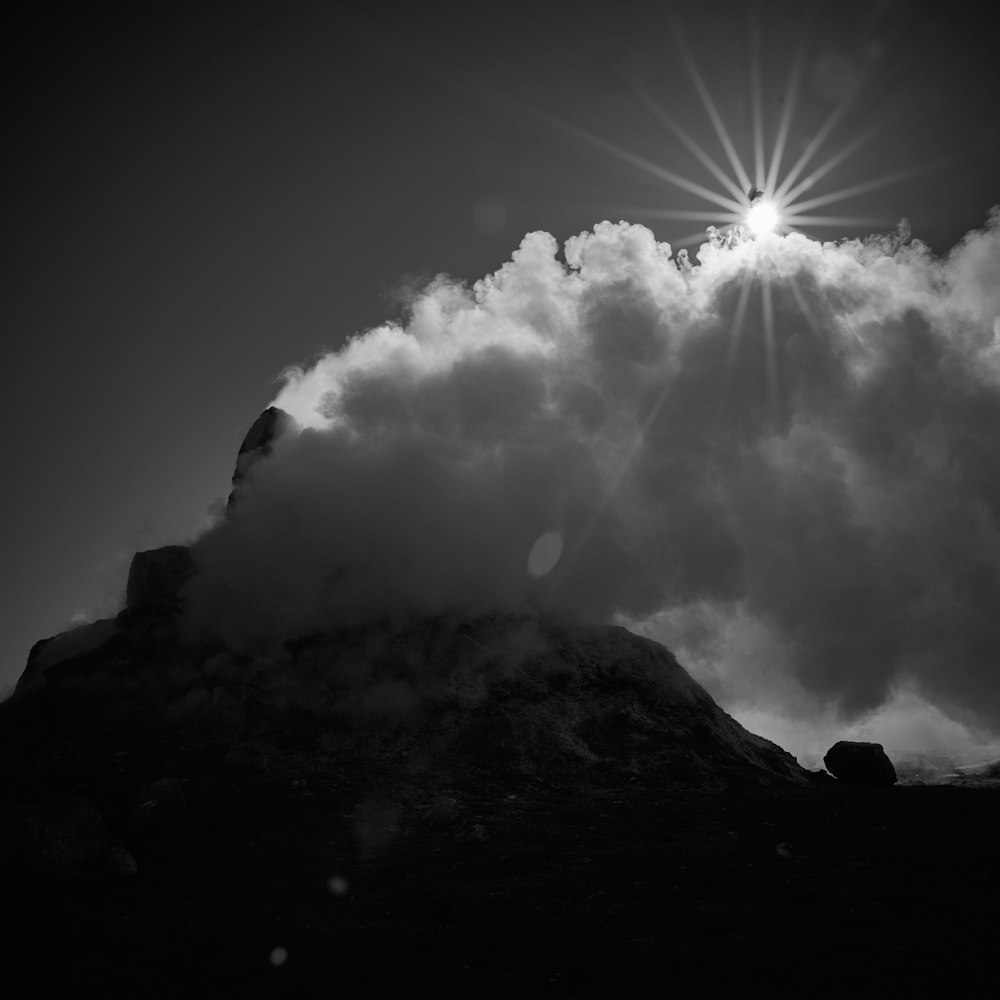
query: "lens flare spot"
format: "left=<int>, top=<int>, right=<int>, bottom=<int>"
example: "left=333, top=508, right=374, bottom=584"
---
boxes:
left=528, top=531, right=563, bottom=578
left=747, top=200, right=779, bottom=235
left=270, top=947, right=288, bottom=967
left=327, top=875, right=349, bottom=896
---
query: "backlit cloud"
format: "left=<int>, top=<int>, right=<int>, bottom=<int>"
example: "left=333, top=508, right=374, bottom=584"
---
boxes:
left=183, top=208, right=1000, bottom=753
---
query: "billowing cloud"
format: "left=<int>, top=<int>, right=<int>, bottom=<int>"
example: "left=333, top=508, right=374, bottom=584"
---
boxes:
left=183, top=208, right=1000, bottom=756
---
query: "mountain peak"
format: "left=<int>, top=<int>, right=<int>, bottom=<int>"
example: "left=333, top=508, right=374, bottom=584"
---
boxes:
left=227, top=406, right=294, bottom=510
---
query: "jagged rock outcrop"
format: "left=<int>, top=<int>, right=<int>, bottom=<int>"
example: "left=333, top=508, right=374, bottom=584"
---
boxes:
left=14, top=618, right=120, bottom=698
left=11, top=407, right=295, bottom=702
left=227, top=406, right=294, bottom=510
left=14, top=542, right=198, bottom=700
left=823, top=740, right=897, bottom=787
left=125, top=545, right=197, bottom=613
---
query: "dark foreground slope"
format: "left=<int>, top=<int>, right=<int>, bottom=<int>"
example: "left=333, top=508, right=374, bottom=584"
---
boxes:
left=2, top=613, right=998, bottom=997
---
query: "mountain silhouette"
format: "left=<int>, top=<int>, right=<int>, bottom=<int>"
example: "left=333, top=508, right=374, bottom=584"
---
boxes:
left=2, top=409, right=998, bottom=997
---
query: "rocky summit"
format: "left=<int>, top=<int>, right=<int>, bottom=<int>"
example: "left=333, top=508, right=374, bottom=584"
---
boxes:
left=2, top=409, right=998, bottom=997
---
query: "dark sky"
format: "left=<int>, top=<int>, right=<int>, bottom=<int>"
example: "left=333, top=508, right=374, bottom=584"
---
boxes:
left=2, top=0, right=998, bottom=693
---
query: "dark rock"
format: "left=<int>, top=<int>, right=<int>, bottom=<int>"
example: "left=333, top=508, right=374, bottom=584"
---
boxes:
left=807, top=768, right=836, bottom=784
left=13, top=619, right=119, bottom=697
left=0, top=795, right=109, bottom=883
left=823, top=740, right=897, bottom=786
left=8, top=612, right=200, bottom=729
left=284, top=615, right=810, bottom=792
left=125, top=545, right=197, bottom=612
left=9, top=607, right=809, bottom=794
left=12, top=550, right=193, bottom=704
left=227, top=406, right=294, bottom=510
left=129, top=777, right=189, bottom=835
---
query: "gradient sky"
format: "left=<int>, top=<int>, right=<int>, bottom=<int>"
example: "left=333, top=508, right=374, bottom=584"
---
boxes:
left=2, top=0, right=998, bottom=694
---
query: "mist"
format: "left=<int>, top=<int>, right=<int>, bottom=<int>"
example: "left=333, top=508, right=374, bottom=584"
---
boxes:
left=183, top=209, right=1000, bottom=762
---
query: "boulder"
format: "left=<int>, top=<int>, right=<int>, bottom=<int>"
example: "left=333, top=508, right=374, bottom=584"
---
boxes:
left=125, top=545, right=197, bottom=612
left=823, top=741, right=897, bottom=787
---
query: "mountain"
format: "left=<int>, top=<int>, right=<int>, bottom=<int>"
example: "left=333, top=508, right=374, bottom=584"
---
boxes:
left=3, top=409, right=997, bottom=997
left=6, top=407, right=806, bottom=792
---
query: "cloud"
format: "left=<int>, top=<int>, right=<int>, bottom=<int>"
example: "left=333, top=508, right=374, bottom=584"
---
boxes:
left=183, top=208, right=1000, bottom=750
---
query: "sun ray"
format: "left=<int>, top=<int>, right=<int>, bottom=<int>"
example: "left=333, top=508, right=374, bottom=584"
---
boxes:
left=540, top=7, right=949, bottom=256
left=529, top=108, right=745, bottom=214
left=750, top=8, right=766, bottom=189
left=673, top=229, right=722, bottom=248
left=624, top=207, right=746, bottom=224
left=764, top=22, right=808, bottom=195
left=722, top=272, right=754, bottom=402
left=561, top=348, right=685, bottom=588
left=670, top=17, right=753, bottom=194
left=780, top=214, right=888, bottom=228
left=785, top=160, right=944, bottom=216
left=760, top=269, right=779, bottom=428
left=781, top=123, right=882, bottom=205
left=786, top=273, right=827, bottom=343
left=635, top=88, right=748, bottom=205
left=562, top=203, right=749, bottom=231
left=774, top=77, right=867, bottom=204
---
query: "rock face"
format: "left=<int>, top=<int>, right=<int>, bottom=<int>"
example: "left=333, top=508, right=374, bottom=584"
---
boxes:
left=8, top=609, right=810, bottom=791
left=125, top=545, right=197, bottom=612
left=220, top=614, right=811, bottom=791
left=14, top=618, right=120, bottom=698
left=227, top=406, right=294, bottom=509
left=823, top=741, right=897, bottom=786
left=11, top=407, right=294, bottom=702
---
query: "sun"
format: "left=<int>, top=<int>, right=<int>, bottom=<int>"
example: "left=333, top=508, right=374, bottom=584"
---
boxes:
left=526, top=6, right=934, bottom=251
left=746, top=200, right=779, bottom=236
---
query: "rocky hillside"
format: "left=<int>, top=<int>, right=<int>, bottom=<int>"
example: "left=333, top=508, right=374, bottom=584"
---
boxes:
left=6, top=408, right=806, bottom=797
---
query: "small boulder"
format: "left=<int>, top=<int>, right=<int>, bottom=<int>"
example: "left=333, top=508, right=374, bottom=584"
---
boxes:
left=823, top=741, right=897, bottom=787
